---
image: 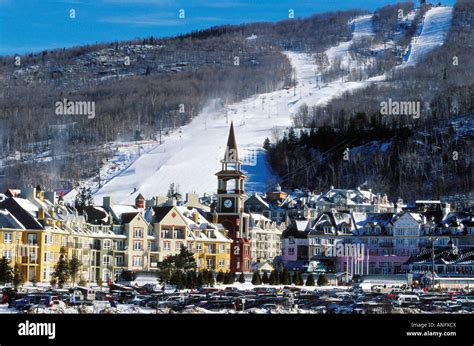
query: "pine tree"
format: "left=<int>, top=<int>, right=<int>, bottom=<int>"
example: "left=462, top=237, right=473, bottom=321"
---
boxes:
left=306, top=273, right=315, bottom=286
left=12, top=263, right=22, bottom=289
left=52, top=248, right=69, bottom=288
left=182, top=271, right=188, bottom=289
left=197, top=272, right=204, bottom=287
left=262, top=271, right=269, bottom=284
left=296, top=271, right=304, bottom=286
left=216, top=271, right=224, bottom=283
left=269, top=271, right=276, bottom=285
left=68, top=255, right=82, bottom=285
left=291, top=271, right=298, bottom=285
left=317, top=273, right=329, bottom=286
left=175, top=245, right=197, bottom=270
left=238, top=273, right=245, bottom=283
left=263, top=137, right=271, bottom=150
left=270, top=269, right=280, bottom=285
left=208, top=270, right=215, bottom=287
left=0, top=257, right=13, bottom=284
left=223, top=271, right=232, bottom=284
left=251, top=271, right=262, bottom=285
left=281, top=268, right=290, bottom=285
left=187, top=271, right=197, bottom=289
left=202, top=270, right=209, bottom=286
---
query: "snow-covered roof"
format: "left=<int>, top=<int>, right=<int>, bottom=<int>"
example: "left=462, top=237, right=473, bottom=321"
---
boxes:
left=0, top=209, right=25, bottom=229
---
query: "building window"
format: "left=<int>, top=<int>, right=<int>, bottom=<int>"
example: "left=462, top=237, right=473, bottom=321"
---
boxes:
left=115, top=240, right=124, bottom=250
left=61, top=237, right=67, bottom=247
left=103, top=240, right=111, bottom=249
left=219, top=244, right=225, bottom=253
left=3, top=250, right=11, bottom=260
left=174, top=229, right=184, bottom=239
left=28, top=233, right=37, bottom=245
left=133, top=228, right=144, bottom=238
left=176, top=242, right=182, bottom=251
left=162, top=229, right=172, bottom=239
left=43, top=252, right=52, bottom=262
left=132, top=256, right=143, bottom=267
left=44, top=234, right=53, bottom=245
left=207, top=259, right=214, bottom=269
left=163, top=241, right=171, bottom=250
left=133, top=241, right=143, bottom=251
left=196, top=244, right=202, bottom=252
left=187, top=243, right=193, bottom=251
left=219, top=259, right=225, bottom=268
left=103, top=255, right=111, bottom=266
left=4, top=232, right=12, bottom=243
left=115, top=256, right=124, bottom=266
left=288, top=248, right=295, bottom=256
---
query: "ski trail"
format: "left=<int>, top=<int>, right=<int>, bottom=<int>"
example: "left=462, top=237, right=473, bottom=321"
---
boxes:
left=93, top=14, right=378, bottom=204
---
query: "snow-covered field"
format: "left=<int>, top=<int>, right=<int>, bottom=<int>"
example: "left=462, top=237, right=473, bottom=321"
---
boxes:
left=88, top=7, right=452, bottom=205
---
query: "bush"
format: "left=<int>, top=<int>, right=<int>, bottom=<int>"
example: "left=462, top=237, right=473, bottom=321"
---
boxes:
left=216, top=271, right=224, bottom=283
left=251, top=271, right=262, bottom=285
left=317, top=273, right=329, bottom=286
left=238, top=273, right=245, bottom=283
left=280, top=268, right=290, bottom=285
left=262, top=272, right=269, bottom=284
left=269, top=269, right=280, bottom=285
left=305, top=273, right=315, bottom=286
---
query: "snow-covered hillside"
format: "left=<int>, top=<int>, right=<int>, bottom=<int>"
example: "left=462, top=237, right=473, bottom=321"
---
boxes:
left=405, top=6, right=453, bottom=65
left=92, top=15, right=377, bottom=204
left=90, top=7, right=453, bottom=205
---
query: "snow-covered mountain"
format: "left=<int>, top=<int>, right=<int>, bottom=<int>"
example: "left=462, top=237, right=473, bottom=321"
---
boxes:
left=90, top=7, right=453, bottom=205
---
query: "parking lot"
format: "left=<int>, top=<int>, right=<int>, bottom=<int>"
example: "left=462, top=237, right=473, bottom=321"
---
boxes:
left=2, top=284, right=474, bottom=314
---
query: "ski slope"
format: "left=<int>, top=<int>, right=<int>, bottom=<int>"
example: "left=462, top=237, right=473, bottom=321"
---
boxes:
left=92, top=15, right=378, bottom=204
left=92, top=7, right=454, bottom=204
left=405, top=6, right=453, bottom=65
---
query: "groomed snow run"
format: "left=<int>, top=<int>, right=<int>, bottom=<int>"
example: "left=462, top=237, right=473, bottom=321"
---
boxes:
left=93, top=14, right=377, bottom=204
left=405, top=6, right=453, bottom=66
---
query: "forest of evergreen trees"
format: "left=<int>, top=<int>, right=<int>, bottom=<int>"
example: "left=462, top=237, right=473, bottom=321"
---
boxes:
left=267, top=0, right=474, bottom=202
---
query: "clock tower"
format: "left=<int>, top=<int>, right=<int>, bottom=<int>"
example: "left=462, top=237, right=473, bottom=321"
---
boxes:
left=215, top=121, right=251, bottom=272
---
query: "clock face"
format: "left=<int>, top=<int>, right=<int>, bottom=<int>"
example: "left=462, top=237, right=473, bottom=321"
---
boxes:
left=223, top=198, right=233, bottom=209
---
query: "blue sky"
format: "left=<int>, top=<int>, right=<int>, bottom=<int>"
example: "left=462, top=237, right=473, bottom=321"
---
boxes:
left=0, top=0, right=456, bottom=56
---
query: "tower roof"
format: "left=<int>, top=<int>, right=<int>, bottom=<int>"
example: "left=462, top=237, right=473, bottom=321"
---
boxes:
left=224, top=121, right=239, bottom=162
left=135, top=193, right=145, bottom=201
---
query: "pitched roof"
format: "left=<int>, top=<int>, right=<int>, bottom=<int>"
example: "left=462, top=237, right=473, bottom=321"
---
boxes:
left=0, top=197, right=43, bottom=230
left=83, top=205, right=109, bottom=224
left=0, top=209, right=25, bottom=229
left=152, top=206, right=174, bottom=224
left=121, top=212, right=140, bottom=224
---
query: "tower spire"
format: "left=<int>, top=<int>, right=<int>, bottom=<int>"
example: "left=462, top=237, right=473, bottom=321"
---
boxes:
left=224, top=121, right=239, bottom=162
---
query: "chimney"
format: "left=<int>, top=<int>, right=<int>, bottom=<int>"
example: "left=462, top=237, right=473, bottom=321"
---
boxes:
left=187, top=193, right=204, bottom=209
left=38, top=208, right=45, bottom=220
left=44, top=191, right=57, bottom=204
left=212, top=212, right=218, bottom=224
left=193, top=212, right=199, bottom=223
left=23, top=187, right=36, bottom=202
left=103, top=196, right=113, bottom=211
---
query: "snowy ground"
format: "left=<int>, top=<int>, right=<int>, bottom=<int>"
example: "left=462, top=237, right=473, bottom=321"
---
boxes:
left=405, top=6, right=453, bottom=66
left=92, top=15, right=377, bottom=204
left=88, top=7, right=452, bottom=205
